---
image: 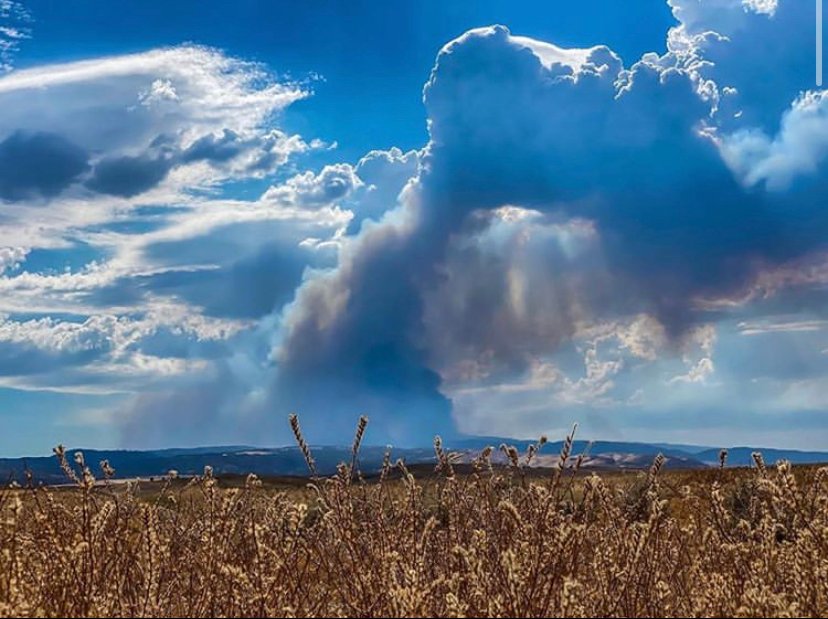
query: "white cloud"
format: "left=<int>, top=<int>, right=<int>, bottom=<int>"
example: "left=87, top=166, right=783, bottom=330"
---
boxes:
left=721, top=91, right=828, bottom=189
left=738, top=319, right=828, bottom=335
left=348, top=147, right=420, bottom=231
left=0, top=46, right=309, bottom=207
left=669, top=357, right=715, bottom=384
left=0, top=0, right=29, bottom=72
left=0, top=301, right=247, bottom=392
left=0, top=246, right=26, bottom=274
left=742, top=0, right=778, bottom=15
left=0, top=45, right=304, bottom=146
left=139, top=78, right=179, bottom=105
left=261, top=164, right=362, bottom=207
left=0, top=45, right=324, bottom=276
left=0, top=43, right=358, bottom=401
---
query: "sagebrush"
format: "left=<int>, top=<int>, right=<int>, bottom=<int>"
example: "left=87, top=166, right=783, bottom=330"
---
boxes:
left=1, top=416, right=827, bottom=617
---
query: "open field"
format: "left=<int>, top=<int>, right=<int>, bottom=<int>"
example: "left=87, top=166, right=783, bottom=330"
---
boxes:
left=1, top=422, right=828, bottom=617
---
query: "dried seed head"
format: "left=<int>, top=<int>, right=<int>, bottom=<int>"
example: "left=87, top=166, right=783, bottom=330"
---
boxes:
left=752, top=451, right=767, bottom=476
left=352, top=415, right=368, bottom=457
left=82, top=467, right=95, bottom=489
left=558, top=424, right=578, bottom=471
left=499, top=444, right=519, bottom=469
left=289, top=413, right=318, bottom=477
left=648, top=453, right=666, bottom=484
left=100, top=459, right=116, bottom=478
left=53, top=444, right=79, bottom=484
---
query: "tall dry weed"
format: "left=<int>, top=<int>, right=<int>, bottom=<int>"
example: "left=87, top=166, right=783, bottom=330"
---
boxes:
left=1, top=417, right=827, bottom=617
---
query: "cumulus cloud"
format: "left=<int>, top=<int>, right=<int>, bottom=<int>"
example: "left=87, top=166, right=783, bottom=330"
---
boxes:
left=347, top=147, right=420, bottom=232
left=653, top=322, right=718, bottom=381
left=180, top=128, right=318, bottom=175
left=667, top=0, right=812, bottom=131
left=0, top=246, right=26, bottom=274
left=255, top=25, right=717, bottom=441
left=722, top=91, right=828, bottom=190
left=261, top=163, right=362, bottom=207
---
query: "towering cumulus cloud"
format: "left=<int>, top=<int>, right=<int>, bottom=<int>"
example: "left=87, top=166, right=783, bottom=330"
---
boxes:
left=264, top=0, right=826, bottom=444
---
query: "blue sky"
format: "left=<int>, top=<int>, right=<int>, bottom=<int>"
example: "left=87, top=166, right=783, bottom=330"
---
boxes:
left=0, top=0, right=827, bottom=455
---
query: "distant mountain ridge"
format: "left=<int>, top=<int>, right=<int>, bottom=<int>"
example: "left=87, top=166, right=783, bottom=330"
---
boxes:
left=2, top=438, right=827, bottom=485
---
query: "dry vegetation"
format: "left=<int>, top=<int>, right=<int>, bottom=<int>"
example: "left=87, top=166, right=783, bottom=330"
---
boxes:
left=1, top=415, right=828, bottom=617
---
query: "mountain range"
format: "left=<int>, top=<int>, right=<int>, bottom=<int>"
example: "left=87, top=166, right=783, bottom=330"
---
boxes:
left=2, top=437, right=828, bottom=485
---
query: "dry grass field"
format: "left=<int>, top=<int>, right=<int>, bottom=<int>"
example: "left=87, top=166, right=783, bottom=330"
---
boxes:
left=1, top=416, right=827, bottom=617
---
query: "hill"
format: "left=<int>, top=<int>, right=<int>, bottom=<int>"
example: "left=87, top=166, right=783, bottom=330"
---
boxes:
left=3, top=436, right=827, bottom=484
